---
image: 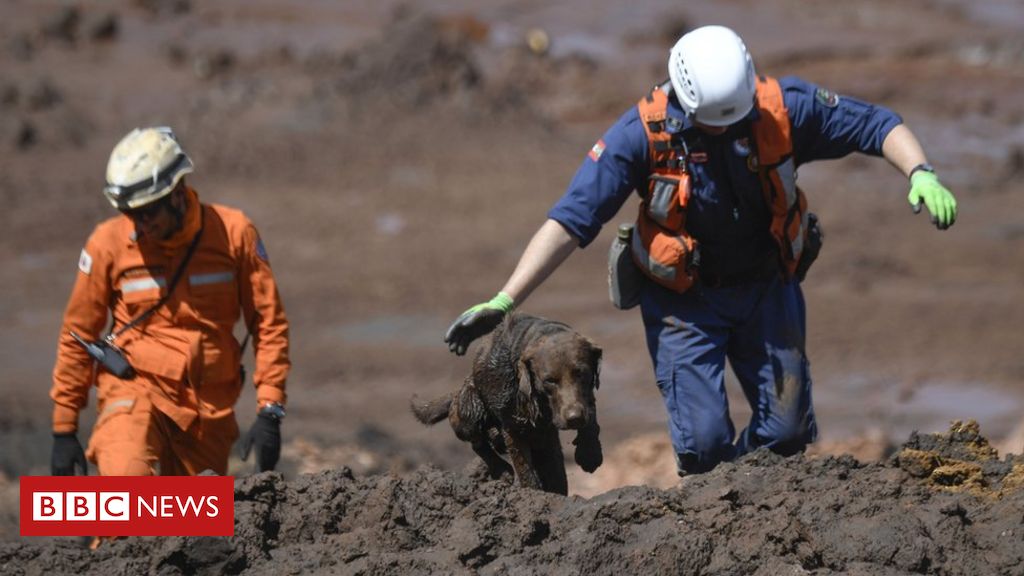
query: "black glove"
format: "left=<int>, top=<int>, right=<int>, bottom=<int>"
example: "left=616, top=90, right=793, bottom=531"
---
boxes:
left=240, top=409, right=282, bottom=472
left=51, top=433, right=88, bottom=476
left=444, top=293, right=514, bottom=356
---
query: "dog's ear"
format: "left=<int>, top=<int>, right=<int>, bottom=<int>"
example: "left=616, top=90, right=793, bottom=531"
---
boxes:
left=517, top=338, right=543, bottom=398
left=517, top=357, right=533, bottom=398
left=516, top=356, right=541, bottom=425
left=588, top=341, right=603, bottom=389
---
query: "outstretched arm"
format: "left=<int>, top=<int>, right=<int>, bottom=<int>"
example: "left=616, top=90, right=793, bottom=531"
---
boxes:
left=881, top=124, right=928, bottom=177
left=444, top=219, right=579, bottom=355
left=498, top=219, right=580, bottom=304
left=881, top=124, right=958, bottom=230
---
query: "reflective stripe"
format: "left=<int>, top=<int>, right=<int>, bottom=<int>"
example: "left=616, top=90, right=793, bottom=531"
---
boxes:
left=100, top=398, right=135, bottom=416
left=791, top=211, right=807, bottom=257
left=121, top=277, right=166, bottom=293
left=189, top=271, right=235, bottom=286
left=648, top=178, right=676, bottom=227
left=791, top=237, right=803, bottom=259
left=647, top=259, right=676, bottom=281
left=631, top=226, right=677, bottom=281
left=776, top=158, right=797, bottom=208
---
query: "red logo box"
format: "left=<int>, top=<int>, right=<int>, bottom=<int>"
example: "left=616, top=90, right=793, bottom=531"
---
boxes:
left=20, top=476, right=234, bottom=536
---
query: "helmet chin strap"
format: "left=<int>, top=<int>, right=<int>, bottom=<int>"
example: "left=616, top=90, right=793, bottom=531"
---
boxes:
left=170, top=194, right=186, bottom=230
left=164, top=184, right=188, bottom=237
left=144, top=187, right=186, bottom=241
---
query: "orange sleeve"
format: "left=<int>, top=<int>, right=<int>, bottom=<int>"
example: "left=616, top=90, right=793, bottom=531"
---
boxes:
left=237, top=220, right=290, bottom=410
left=51, top=230, right=113, bottom=433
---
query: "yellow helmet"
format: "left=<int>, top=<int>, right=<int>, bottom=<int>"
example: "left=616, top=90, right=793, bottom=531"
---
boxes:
left=103, top=127, right=193, bottom=210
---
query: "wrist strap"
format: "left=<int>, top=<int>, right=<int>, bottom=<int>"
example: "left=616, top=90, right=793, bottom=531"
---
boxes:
left=492, top=291, right=515, bottom=312
left=909, top=162, right=935, bottom=180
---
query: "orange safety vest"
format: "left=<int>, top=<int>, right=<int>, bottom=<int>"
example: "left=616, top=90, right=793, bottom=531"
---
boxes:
left=631, top=75, right=809, bottom=293
left=50, top=186, right=290, bottom=434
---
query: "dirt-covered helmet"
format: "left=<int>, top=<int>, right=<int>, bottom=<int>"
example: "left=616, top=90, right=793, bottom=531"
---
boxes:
left=103, top=127, right=193, bottom=210
left=668, top=26, right=757, bottom=127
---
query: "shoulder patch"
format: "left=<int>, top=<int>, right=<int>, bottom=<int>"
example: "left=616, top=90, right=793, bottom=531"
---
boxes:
left=588, top=139, right=606, bottom=162
left=78, top=249, right=93, bottom=275
left=815, top=87, right=840, bottom=108
left=256, top=237, right=269, bottom=263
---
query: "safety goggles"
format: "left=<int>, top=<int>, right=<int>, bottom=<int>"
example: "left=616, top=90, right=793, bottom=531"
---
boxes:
left=120, top=191, right=172, bottom=222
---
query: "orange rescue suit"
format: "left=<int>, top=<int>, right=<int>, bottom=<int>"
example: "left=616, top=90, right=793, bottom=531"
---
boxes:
left=50, top=187, right=290, bottom=456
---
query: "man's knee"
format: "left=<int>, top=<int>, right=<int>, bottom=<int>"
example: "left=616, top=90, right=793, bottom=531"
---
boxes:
left=87, top=393, right=160, bottom=476
left=675, top=428, right=736, bottom=476
left=751, top=413, right=816, bottom=456
left=96, top=450, right=156, bottom=476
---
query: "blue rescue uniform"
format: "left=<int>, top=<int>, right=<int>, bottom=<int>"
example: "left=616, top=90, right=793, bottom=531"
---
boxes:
left=548, top=76, right=902, bottom=473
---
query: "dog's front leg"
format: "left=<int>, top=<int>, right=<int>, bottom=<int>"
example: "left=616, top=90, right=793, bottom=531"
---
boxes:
left=502, top=430, right=543, bottom=491
left=534, top=430, right=568, bottom=495
left=471, top=439, right=513, bottom=480
left=573, top=419, right=603, bottom=473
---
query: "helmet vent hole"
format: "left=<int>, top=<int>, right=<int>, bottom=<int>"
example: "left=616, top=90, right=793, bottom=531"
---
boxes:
left=678, top=61, right=697, bottom=98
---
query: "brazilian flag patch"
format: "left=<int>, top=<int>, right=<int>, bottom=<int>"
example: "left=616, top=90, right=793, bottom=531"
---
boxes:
left=815, top=87, right=840, bottom=108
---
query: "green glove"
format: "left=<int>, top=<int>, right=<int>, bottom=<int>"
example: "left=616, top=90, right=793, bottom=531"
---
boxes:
left=908, top=171, right=957, bottom=230
left=444, top=292, right=514, bottom=356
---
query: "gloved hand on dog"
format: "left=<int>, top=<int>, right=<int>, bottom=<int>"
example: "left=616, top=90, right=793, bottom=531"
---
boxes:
left=444, top=292, right=515, bottom=356
left=51, top=433, right=88, bottom=476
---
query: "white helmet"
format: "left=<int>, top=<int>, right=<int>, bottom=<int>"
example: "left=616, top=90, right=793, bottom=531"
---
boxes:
left=668, top=25, right=757, bottom=127
left=103, top=126, right=193, bottom=210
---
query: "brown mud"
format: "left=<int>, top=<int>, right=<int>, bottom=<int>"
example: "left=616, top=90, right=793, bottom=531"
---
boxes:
left=4, top=422, right=1024, bottom=575
left=3, top=0, right=1024, bottom=573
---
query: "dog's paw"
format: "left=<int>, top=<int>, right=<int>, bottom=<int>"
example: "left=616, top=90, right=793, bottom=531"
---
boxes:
left=467, top=458, right=513, bottom=483
left=574, top=442, right=603, bottom=473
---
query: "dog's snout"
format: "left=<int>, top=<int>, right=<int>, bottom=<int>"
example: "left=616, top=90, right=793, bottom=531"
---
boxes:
left=564, top=407, right=586, bottom=429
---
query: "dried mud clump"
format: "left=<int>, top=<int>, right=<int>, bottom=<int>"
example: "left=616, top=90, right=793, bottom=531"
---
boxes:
left=3, top=423, right=1024, bottom=575
left=896, top=419, right=1023, bottom=496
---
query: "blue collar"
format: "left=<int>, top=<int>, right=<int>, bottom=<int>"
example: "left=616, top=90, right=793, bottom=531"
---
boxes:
left=664, top=95, right=691, bottom=134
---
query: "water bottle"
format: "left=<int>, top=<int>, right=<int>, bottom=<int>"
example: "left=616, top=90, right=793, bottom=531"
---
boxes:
left=608, top=223, right=643, bottom=310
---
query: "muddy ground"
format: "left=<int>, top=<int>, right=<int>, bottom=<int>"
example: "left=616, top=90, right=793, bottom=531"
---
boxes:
left=4, top=422, right=1024, bottom=575
left=2, top=0, right=1024, bottom=573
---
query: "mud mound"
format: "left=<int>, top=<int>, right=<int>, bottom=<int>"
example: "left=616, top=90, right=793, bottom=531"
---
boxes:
left=330, top=13, right=485, bottom=111
left=323, top=10, right=618, bottom=123
left=4, top=422, right=1024, bottom=575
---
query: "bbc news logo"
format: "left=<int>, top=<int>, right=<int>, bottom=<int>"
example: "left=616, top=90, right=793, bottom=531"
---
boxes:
left=21, top=476, right=233, bottom=536
left=32, top=491, right=220, bottom=521
left=33, top=491, right=132, bottom=521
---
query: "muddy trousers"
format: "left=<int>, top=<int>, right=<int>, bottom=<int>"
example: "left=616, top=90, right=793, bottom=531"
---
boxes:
left=640, top=274, right=818, bottom=475
left=86, top=393, right=239, bottom=476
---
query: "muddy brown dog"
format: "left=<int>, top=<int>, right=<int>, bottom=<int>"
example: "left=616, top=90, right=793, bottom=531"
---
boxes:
left=412, top=313, right=603, bottom=495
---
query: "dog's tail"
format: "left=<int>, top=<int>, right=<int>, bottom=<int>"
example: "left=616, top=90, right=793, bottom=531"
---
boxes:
left=409, top=392, right=454, bottom=425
